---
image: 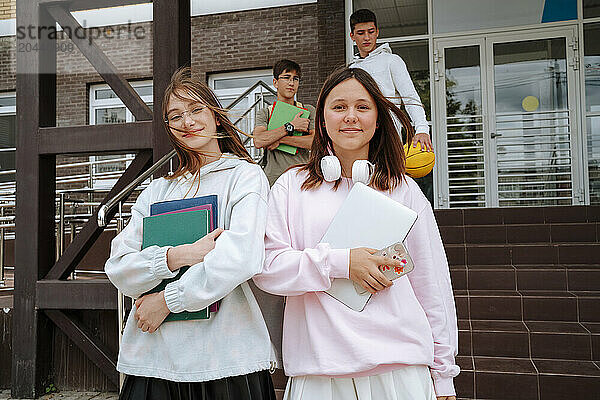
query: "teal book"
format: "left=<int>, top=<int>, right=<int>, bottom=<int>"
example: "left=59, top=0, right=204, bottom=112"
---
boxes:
left=267, top=100, right=310, bottom=155
left=142, top=209, right=211, bottom=321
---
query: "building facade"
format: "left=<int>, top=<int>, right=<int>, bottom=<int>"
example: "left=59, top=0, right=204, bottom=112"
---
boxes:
left=1, top=0, right=599, bottom=209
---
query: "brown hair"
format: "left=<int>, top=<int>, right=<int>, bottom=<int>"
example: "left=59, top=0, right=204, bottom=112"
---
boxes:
left=162, top=67, right=253, bottom=180
left=300, top=66, right=414, bottom=192
left=273, top=59, right=301, bottom=79
left=350, top=8, right=377, bottom=32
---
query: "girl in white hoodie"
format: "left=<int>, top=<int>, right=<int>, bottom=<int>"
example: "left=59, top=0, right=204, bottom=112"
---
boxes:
left=254, top=67, right=458, bottom=400
left=105, top=68, right=277, bottom=400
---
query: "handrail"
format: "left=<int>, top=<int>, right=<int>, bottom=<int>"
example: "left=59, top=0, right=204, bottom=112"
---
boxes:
left=225, top=80, right=276, bottom=110
left=97, top=149, right=176, bottom=227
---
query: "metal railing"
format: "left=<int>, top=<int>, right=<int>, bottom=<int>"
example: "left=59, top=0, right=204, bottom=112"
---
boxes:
left=0, top=80, right=274, bottom=290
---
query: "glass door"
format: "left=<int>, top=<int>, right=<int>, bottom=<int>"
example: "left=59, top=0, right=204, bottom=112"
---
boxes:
left=434, top=27, right=582, bottom=208
left=434, top=38, right=490, bottom=208
left=487, top=27, right=581, bottom=207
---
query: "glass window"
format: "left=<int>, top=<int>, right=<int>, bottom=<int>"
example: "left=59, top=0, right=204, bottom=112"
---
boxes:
left=0, top=114, right=15, bottom=183
left=494, top=38, right=568, bottom=114
left=210, top=71, right=276, bottom=161
left=584, top=0, right=600, bottom=18
left=89, top=82, right=152, bottom=187
left=353, top=0, right=428, bottom=37
left=94, top=84, right=153, bottom=100
left=95, top=107, right=126, bottom=125
left=214, top=76, right=273, bottom=90
left=433, top=0, right=576, bottom=34
left=0, top=97, right=16, bottom=108
left=0, top=93, right=16, bottom=184
left=585, top=23, right=600, bottom=204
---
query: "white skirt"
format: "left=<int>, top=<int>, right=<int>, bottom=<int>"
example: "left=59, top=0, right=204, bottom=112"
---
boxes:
left=283, top=365, right=436, bottom=400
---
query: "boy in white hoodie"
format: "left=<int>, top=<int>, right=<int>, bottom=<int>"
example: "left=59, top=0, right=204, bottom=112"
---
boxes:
left=349, top=8, right=433, bottom=152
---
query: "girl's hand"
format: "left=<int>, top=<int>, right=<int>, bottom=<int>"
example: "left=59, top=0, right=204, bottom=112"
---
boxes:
left=134, top=291, right=170, bottom=333
left=348, top=247, right=399, bottom=294
left=437, top=397, right=456, bottom=400
left=167, top=228, right=224, bottom=271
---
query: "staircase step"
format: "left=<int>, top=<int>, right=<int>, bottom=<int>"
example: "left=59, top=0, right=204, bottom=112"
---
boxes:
left=451, top=266, right=467, bottom=290
left=455, top=355, right=475, bottom=399
left=583, top=323, right=600, bottom=362
left=516, top=268, right=567, bottom=291
left=444, top=242, right=600, bottom=267
left=527, top=322, right=592, bottom=360
left=550, top=223, right=598, bottom=243
left=467, top=267, right=516, bottom=291
left=512, top=245, right=559, bottom=265
left=469, top=320, right=530, bottom=358
left=456, top=355, right=600, bottom=400
left=568, top=269, right=600, bottom=291
left=522, top=291, right=578, bottom=322
left=466, top=245, right=512, bottom=265
left=535, top=359, right=600, bottom=400
left=573, top=292, right=600, bottom=323
left=464, top=225, right=508, bottom=244
left=474, top=357, right=538, bottom=400
left=468, top=291, right=522, bottom=320
left=453, top=290, right=598, bottom=323
left=441, top=223, right=598, bottom=245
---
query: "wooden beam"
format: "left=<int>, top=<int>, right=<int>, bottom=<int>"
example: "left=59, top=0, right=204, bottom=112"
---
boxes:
left=45, top=310, right=119, bottom=387
left=152, top=0, right=190, bottom=168
left=45, top=4, right=153, bottom=122
left=37, top=280, right=117, bottom=310
left=13, top=2, right=56, bottom=397
left=38, top=0, right=152, bottom=12
left=45, top=150, right=153, bottom=280
left=38, top=121, right=153, bottom=155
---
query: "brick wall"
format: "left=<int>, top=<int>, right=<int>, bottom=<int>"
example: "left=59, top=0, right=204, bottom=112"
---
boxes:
left=192, top=3, right=321, bottom=105
left=0, top=0, right=15, bottom=20
left=317, top=0, right=346, bottom=84
left=0, top=35, right=15, bottom=92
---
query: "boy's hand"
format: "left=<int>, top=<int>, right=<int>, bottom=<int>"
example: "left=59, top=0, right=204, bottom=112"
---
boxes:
left=268, top=140, right=280, bottom=150
left=291, top=112, right=310, bottom=133
left=412, top=132, right=434, bottom=152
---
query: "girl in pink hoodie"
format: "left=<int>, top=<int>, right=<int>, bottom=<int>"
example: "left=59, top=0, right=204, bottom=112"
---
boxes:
left=254, top=67, right=459, bottom=400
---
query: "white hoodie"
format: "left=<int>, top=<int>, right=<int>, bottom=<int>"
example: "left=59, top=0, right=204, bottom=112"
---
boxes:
left=105, top=155, right=277, bottom=382
left=350, top=43, right=430, bottom=135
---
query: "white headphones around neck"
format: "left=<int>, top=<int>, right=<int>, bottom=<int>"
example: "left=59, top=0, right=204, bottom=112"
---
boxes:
left=320, top=156, right=374, bottom=185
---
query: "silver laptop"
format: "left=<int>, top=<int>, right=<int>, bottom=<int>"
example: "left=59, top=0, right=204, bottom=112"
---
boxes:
left=320, top=183, right=418, bottom=311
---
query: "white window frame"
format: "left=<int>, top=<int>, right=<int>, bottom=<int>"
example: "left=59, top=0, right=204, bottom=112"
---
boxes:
left=209, top=70, right=276, bottom=161
left=88, top=81, right=152, bottom=189
left=89, top=81, right=153, bottom=124
left=208, top=69, right=275, bottom=105
left=0, top=92, right=16, bottom=186
left=0, top=92, right=16, bottom=116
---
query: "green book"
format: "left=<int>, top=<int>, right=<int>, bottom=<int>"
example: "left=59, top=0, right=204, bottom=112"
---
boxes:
left=267, top=100, right=310, bottom=155
left=142, top=209, right=210, bottom=321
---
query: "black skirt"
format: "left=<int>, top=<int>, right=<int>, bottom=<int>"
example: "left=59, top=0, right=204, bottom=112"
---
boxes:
left=119, top=369, right=277, bottom=400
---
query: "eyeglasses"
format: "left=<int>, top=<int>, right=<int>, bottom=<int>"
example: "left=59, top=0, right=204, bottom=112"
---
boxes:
left=164, top=103, right=207, bottom=127
left=277, top=74, right=300, bottom=83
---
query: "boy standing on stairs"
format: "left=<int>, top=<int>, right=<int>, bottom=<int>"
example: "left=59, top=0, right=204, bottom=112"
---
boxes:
left=253, top=59, right=316, bottom=186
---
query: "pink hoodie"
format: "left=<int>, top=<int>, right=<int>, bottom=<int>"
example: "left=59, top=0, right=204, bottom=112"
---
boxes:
left=253, top=168, right=459, bottom=397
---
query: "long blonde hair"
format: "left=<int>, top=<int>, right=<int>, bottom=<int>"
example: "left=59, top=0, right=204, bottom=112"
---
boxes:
left=162, top=67, right=253, bottom=180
